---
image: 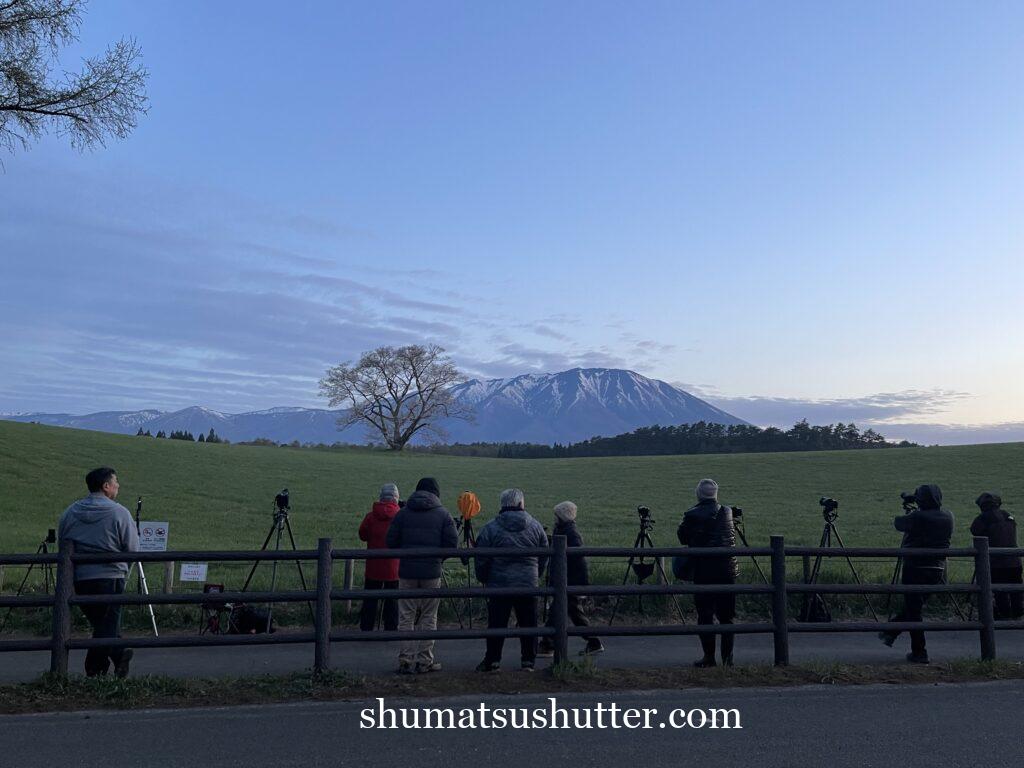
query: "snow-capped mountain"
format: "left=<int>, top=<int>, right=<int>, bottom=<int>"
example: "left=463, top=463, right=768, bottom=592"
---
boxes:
left=442, top=368, right=746, bottom=443
left=2, top=368, right=745, bottom=445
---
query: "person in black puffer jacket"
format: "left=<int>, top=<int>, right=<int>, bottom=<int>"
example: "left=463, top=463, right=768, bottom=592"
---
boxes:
left=385, top=477, right=458, bottom=674
left=538, top=501, right=603, bottom=658
left=971, top=492, right=1023, bottom=619
left=879, top=484, right=954, bottom=663
left=678, top=478, right=738, bottom=667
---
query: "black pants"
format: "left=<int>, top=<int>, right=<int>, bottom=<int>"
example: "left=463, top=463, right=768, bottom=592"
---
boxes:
left=888, top=567, right=944, bottom=656
left=485, top=596, right=538, bottom=664
left=359, top=579, right=399, bottom=631
left=544, top=594, right=598, bottom=644
left=694, top=583, right=736, bottom=660
left=74, top=578, right=128, bottom=675
left=992, top=566, right=1024, bottom=620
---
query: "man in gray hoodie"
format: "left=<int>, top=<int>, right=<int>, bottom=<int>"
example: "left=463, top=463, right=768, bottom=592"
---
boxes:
left=57, top=467, right=140, bottom=677
left=474, top=488, right=549, bottom=672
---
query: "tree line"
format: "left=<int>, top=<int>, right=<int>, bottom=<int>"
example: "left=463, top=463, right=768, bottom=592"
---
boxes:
left=136, top=428, right=226, bottom=443
left=409, top=420, right=917, bottom=459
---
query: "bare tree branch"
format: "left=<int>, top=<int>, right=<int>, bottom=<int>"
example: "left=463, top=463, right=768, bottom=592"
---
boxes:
left=0, top=0, right=148, bottom=155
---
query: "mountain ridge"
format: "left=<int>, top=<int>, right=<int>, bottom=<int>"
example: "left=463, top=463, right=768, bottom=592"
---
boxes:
left=2, top=368, right=746, bottom=445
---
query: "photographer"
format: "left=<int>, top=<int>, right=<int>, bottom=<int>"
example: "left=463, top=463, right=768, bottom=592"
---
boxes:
left=971, top=492, right=1022, bottom=619
left=56, top=467, right=140, bottom=677
left=879, top=484, right=954, bottom=663
left=357, top=483, right=401, bottom=631
left=677, top=478, right=738, bottom=667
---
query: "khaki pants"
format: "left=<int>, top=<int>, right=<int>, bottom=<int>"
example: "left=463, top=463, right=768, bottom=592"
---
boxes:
left=398, top=577, right=441, bottom=666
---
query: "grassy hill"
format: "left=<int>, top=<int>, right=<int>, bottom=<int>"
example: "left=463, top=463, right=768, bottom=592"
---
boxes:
left=2, top=419, right=1022, bottom=593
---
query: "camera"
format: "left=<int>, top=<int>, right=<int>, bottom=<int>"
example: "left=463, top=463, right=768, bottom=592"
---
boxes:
left=274, top=488, right=290, bottom=514
left=900, top=491, right=918, bottom=513
left=731, top=506, right=744, bottom=519
left=819, top=497, right=839, bottom=520
left=636, top=505, right=655, bottom=528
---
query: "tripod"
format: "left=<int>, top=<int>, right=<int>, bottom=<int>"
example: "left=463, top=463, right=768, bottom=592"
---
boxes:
left=885, top=557, right=968, bottom=621
left=733, top=512, right=769, bottom=585
left=0, top=529, right=57, bottom=633
left=454, top=516, right=478, bottom=628
left=129, top=497, right=159, bottom=637
left=241, top=490, right=313, bottom=632
left=802, top=506, right=879, bottom=622
left=609, top=508, right=685, bottom=625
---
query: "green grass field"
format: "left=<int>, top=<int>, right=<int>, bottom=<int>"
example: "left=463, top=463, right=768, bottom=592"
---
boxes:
left=1, top=419, right=1021, bottom=607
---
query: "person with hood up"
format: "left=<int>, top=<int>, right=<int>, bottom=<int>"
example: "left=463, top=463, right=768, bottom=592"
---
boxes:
left=57, top=467, right=140, bottom=677
left=970, top=492, right=1023, bottom=619
left=358, top=483, right=401, bottom=631
left=385, top=477, right=458, bottom=674
left=474, top=488, right=549, bottom=672
left=879, top=483, right=954, bottom=663
left=537, top=501, right=603, bottom=657
left=678, top=478, right=739, bottom=667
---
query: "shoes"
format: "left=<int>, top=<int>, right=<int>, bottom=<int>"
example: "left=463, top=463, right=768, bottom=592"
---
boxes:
left=521, top=661, right=535, bottom=672
left=476, top=659, right=500, bottom=673
left=415, top=662, right=442, bottom=674
left=397, top=662, right=415, bottom=675
left=580, top=641, right=605, bottom=656
left=721, top=654, right=734, bottom=667
left=878, top=631, right=897, bottom=648
left=114, top=649, right=133, bottom=679
left=693, top=657, right=717, bottom=668
left=536, top=641, right=555, bottom=658
left=906, top=652, right=930, bottom=664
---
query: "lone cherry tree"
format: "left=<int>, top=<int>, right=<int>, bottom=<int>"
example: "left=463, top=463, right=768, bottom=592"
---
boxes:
left=319, top=344, right=472, bottom=451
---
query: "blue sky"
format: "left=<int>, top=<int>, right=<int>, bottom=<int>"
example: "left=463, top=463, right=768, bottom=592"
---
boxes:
left=2, top=1, right=1023, bottom=443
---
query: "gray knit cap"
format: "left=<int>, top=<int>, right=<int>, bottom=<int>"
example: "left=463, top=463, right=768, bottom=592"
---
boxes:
left=379, top=483, right=399, bottom=502
left=553, top=501, right=577, bottom=522
left=696, top=478, right=719, bottom=501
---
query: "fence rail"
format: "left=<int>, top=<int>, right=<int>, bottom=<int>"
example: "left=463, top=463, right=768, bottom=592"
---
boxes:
left=0, top=535, right=1021, bottom=676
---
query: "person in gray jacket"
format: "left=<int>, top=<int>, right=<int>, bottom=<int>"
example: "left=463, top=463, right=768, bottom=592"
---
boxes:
left=57, top=467, right=140, bottom=677
left=385, top=477, right=458, bottom=674
left=474, top=488, right=549, bottom=672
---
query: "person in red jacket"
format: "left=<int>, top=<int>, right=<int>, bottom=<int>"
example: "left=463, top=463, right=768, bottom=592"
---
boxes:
left=359, top=483, right=401, bottom=631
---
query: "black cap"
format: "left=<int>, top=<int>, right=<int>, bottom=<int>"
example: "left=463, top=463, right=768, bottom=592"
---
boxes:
left=415, top=477, right=441, bottom=498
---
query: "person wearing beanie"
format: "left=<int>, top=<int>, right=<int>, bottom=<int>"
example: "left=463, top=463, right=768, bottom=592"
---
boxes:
left=538, top=501, right=603, bottom=658
left=970, top=492, right=1022, bottom=619
left=473, top=489, right=549, bottom=672
left=357, top=484, right=402, bottom=632
left=879, top=484, right=954, bottom=663
left=678, top=478, right=738, bottom=667
left=385, top=476, right=457, bottom=674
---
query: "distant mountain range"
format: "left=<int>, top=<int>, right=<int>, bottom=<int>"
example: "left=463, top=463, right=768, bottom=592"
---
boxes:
left=1, top=367, right=747, bottom=445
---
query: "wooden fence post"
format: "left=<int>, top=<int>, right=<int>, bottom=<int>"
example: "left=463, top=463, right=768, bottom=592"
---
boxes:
left=163, top=561, right=175, bottom=594
left=771, top=535, right=789, bottom=666
left=550, top=535, right=569, bottom=665
left=343, top=558, right=354, bottom=612
left=315, top=538, right=333, bottom=674
left=973, top=535, right=996, bottom=661
left=50, top=540, right=74, bottom=676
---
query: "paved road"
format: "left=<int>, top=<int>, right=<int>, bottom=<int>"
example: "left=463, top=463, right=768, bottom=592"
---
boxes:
left=1, top=627, right=1022, bottom=682
left=2, top=681, right=1021, bottom=767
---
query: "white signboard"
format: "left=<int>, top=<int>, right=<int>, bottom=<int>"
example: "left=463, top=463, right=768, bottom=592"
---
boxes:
left=138, top=521, right=169, bottom=552
left=180, top=562, right=209, bottom=582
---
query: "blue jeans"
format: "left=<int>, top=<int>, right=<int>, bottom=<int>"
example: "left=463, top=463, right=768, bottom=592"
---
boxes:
left=74, top=578, right=128, bottom=675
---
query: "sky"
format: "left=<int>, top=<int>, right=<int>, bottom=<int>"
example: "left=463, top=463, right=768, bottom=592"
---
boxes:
left=2, top=1, right=1023, bottom=444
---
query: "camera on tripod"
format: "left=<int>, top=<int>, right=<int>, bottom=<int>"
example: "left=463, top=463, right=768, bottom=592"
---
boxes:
left=819, top=497, right=839, bottom=521
left=636, top=505, right=654, bottom=529
left=274, top=488, right=290, bottom=517
left=900, top=491, right=918, bottom=513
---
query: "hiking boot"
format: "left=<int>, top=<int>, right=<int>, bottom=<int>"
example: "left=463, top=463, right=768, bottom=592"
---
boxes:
left=693, top=656, right=717, bottom=668
left=397, top=662, right=415, bottom=675
left=476, top=659, right=500, bottom=673
left=520, top=661, right=535, bottom=672
left=878, top=631, right=897, bottom=648
left=415, top=662, right=442, bottom=674
left=906, top=652, right=929, bottom=664
left=536, top=640, right=555, bottom=658
left=580, top=640, right=604, bottom=656
left=114, top=649, right=133, bottom=679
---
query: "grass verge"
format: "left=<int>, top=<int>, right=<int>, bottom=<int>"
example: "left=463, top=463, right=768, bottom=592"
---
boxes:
left=2, top=659, right=1023, bottom=715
